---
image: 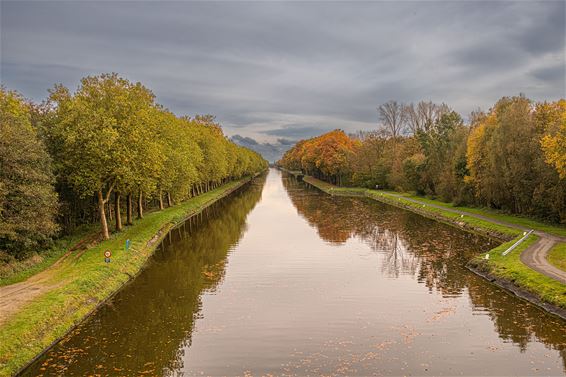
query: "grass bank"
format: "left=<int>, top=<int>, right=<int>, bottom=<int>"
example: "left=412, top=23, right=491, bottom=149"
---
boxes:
left=548, top=243, right=566, bottom=272
left=278, top=167, right=304, bottom=178
left=468, top=235, right=566, bottom=311
left=303, top=176, right=520, bottom=240
left=378, top=191, right=566, bottom=238
left=301, top=174, right=566, bottom=313
left=0, top=225, right=98, bottom=287
left=0, top=177, right=253, bottom=377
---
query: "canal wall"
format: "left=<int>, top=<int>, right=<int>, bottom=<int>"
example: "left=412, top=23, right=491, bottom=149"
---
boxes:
left=277, top=167, right=304, bottom=180
left=300, top=174, right=566, bottom=320
left=467, top=262, right=566, bottom=320
left=4, top=176, right=258, bottom=377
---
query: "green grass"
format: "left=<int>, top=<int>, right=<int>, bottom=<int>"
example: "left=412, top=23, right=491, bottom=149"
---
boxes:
left=0, top=178, right=250, bottom=377
left=547, top=243, right=566, bottom=272
left=0, top=225, right=98, bottom=287
left=385, top=192, right=566, bottom=238
left=278, top=167, right=304, bottom=177
left=367, top=190, right=521, bottom=239
left=302, top=176, right=367, bottom=196
left=472, top=235, right=566, bottom=309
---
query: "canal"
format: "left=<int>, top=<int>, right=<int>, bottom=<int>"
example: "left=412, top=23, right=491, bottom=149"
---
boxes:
left=24, top=169, right=566, bottom=376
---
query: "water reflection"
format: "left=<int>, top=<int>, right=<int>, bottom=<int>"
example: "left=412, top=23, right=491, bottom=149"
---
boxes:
left=286, top=173, right=566, bottom=371
left=22, top=170, right=566, bottom=376
left=22, top=176, right=265, bottom=376
left=285, top=176, right=495, bottom=291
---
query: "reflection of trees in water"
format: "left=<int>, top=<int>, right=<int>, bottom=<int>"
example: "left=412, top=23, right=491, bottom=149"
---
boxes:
left=284, top=174, right=566, bottom=367
left=365, top=227, right=417, bottom=278
left=283, top=176, right=354, bottom=243
left=283, top=174, right=486, bottom=294
left=22, top=176, right=266, bottom=377
left=467, top=278, right=566, bottom=370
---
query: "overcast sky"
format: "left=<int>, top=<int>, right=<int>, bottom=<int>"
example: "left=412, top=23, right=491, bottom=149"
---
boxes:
left=1, top=1, right=564, bottom=142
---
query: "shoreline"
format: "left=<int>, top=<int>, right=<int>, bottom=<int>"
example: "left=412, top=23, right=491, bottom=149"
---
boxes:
left=1, top=176, right=257, bottom=377
left=298, top=173, right=566, bottom=321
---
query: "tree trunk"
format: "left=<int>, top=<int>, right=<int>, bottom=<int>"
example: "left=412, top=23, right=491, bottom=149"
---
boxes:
left=137, top=190, right=144, bottom=219
left=126, top=193, right=133, bottom=225
left=115, top=191, right=122, bottom=231
left=98, top=190, right=110, bottom=240
left=167, top=192, right=172, bottom=207
left=158, top=189, right=164, bottom=210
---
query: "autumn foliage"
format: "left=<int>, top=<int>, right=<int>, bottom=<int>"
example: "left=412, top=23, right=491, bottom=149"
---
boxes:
left=279, top=96, right=566, bottom=223
left=278, top=130, right=359, bottom=185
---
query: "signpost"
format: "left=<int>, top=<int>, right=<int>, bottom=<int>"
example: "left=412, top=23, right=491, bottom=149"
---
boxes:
left=104, top=250, right=112, bottom=263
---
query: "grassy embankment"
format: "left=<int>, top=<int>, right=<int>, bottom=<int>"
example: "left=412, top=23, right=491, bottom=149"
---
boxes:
left=471, top=236, right=566, bottom=310
left=0, top=225, right=99, bottom=287
left=548, top=243, right=566, bottom=272
left=302, top=175, right=566, bottom=310
left=0, top=177, right=252, bottom=377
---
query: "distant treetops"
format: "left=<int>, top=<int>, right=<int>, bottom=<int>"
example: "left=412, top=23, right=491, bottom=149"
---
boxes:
left=278, top=97, right=566, bottom=223
left=0, top=73, right=267, bottom=259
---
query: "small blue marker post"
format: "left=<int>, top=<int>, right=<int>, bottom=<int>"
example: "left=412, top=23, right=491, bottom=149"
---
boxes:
left=125, top=239, right=131, bottom=251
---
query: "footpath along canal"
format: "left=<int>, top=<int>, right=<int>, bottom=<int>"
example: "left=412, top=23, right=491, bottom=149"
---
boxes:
left=22, top=169, right=566, bottom=376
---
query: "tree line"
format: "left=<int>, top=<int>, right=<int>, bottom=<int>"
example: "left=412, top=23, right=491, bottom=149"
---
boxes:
left=278, top=96, right=565, bottom=223
left=1, top=73, right=267, bottom=259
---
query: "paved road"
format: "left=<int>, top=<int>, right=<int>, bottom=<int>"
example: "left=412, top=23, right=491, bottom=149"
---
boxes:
left=378, top=191, right=566, bottom=285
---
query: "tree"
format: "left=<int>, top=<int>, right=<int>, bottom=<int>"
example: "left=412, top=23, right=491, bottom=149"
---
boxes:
left=415, top=111, right=463, bottom=196
left=404, top=101, right=450, bottom=134
left=378, top=100, right=406, bottom=138
left=47, top=73, right=161, bottom=239
left=156, top=112, right=202, bottom=205
left=466, top=95, right=565, bottom=221
left=0, top=88, right=59, bottom=258
left=539, top=100, right=566, bottom=179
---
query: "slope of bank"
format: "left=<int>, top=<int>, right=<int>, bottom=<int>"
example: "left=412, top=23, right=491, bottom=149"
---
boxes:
left=0, top=177, right=254, bottom=377
left=301, top=174, right=566, bottom=316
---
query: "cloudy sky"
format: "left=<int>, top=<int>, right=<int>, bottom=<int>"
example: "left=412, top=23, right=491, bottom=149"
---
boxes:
left=1, top=1, right=564, bottom=143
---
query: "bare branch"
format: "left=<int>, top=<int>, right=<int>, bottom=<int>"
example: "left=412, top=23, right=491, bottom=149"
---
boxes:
left=378, top=100, right=406, bottom=138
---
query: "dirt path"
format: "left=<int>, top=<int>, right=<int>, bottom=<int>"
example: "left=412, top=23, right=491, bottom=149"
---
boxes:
left=381, top=192, right=566, bottom=284
left=520, top=237, right=566, bottom=284
left=0, top=233, right=98, bottom=326
left=0, top=181, right=251, bottom=328
left=0, top=268, right=64, bottom=325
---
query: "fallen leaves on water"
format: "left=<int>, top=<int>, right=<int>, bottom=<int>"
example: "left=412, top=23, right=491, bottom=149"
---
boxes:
left=428, top=306, right=456, bottom=322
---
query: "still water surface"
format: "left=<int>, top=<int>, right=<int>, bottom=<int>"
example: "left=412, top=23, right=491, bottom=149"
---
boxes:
left=24, top=169, right=566, bottom=376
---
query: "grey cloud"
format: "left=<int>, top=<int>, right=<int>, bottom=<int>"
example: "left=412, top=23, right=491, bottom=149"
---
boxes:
left=230, top=134, right=293, bottom=162
left=277, top=138, right=296, bottom=146
left=261, top=126, right=327, bottom=139
left=231, top=135, right=258, bottom=146
left=515, top=2, right=565, bottom=55
left=530, top=64, right=566, bottom=83
left=1, top=1, right=564, bottom=142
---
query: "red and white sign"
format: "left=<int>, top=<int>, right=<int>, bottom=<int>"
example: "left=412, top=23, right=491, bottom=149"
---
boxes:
left=104, top=250, right=112, bottom=258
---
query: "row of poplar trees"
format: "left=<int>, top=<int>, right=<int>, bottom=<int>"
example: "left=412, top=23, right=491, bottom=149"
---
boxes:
left=278, top=96, right=565, bottom=223
left=1, top=73, right=267, bottom=259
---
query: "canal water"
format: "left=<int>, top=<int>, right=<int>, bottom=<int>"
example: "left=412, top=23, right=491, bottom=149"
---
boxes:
left=23, top=169, right=566, bottom=376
